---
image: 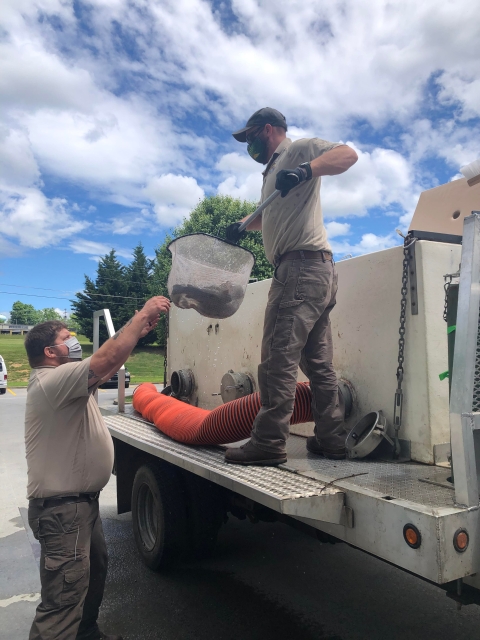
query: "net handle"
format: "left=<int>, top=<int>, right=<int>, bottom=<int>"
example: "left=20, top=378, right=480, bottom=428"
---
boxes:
left=237, top=189, right=281, bottom=232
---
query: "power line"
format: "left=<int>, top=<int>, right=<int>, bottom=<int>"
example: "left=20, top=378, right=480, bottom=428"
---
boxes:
left=0, top=287, right=148, bottom=301
left=0, top=278, right=158, bottom=300
left=0, top=283, right=77, bottom=294
left=0, top=291, right=149, bottom=306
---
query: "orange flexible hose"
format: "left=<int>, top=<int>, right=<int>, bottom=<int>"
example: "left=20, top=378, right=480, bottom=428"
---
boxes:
left=132, top=382, right=313, bottom=445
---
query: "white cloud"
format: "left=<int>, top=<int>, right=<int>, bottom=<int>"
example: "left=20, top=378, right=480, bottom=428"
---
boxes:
left=137, top=0, right=480, bottom=133
left=321, top=143, right=418, bottom=220
left=144, top=174, right=204, bottom=225
left=325, top=221, right=351, bottom=238
left=0, top=188, right=88, bottom=249
left=0, top=235, right=23, bottom=257
left=216, top=153, right=259, bottom=178
left=100, top=209, right=155, bottom=236
left=24, top=100, right=178, bottom=192
left=288, top=126, right=317, bottom=141
left=69, top=239, right=132, bottom=260
left=401, top=118, right=480, bottom=171
left=331, top=233, right=399, bottom=257
left=215, top=152, right=263, bottom=201
left=0, top=127, right=40, bottom=188
left=1, top=0, right=479, bottom=258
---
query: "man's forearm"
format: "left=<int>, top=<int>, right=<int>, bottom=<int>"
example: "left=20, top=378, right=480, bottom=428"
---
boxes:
left=240, top=213, right=262, bottom=231
left=89, top=313, right=149, bottom=383
left=310, top=145, right=358, bottom=177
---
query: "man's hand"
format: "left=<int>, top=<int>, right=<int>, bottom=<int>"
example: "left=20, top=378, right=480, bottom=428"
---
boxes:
left=89, top=296, right=170, bottom=386
left=137, top=296, right=170, bottom=337
left=135, top=311, right=158, bottom=338
left=225, top=222, right=246, bottom=244
left=141, top=296, right=170, bottom=321
left=275, top=163, right=312, bottom=197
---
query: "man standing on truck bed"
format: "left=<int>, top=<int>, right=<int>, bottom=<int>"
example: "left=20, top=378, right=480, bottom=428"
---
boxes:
left=24, top=296, right=169, bottom=640
left=225, top=108, right=358, bottom=466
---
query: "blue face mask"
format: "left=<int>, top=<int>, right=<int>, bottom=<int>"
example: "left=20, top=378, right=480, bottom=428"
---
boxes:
left=49, top=336, right=83, bottom=360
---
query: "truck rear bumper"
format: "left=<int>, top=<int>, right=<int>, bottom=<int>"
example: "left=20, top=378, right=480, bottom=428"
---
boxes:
left=104, top=410, right=479, bottom=585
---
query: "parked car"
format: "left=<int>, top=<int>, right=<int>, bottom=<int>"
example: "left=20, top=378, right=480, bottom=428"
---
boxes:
left=0, top=355, right=7, bottom=395
left=99, top=368, right=130, bottom=389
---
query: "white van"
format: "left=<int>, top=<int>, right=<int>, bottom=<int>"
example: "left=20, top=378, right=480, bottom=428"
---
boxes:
left=0, top=355, right=7, bottom=395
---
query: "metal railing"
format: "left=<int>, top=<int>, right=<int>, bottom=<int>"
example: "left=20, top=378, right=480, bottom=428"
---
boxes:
left=92, top=309, right=125, bottom=413
left=450, top=213, right=480, bottom=507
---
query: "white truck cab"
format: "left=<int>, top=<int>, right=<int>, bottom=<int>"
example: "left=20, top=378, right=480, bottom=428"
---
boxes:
left=0, top=355, right=7, bottom=395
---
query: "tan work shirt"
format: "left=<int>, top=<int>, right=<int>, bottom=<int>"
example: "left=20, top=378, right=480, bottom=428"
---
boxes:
left=261, top=137, right=341, bottom=265
left=25, top=356, right=114, bottom=499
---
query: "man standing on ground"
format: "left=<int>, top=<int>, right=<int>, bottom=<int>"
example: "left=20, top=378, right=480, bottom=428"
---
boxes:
left=224, top=107, right=357, bottom=466
left=24, top=296, right=169, bottom=640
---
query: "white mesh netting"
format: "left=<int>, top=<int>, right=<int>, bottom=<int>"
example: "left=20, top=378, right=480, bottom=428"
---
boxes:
left=167, top=234, right=255, bottom=319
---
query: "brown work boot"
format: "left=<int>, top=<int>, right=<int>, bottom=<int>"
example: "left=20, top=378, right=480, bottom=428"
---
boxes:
left=306, top=436, right=346, bottom=460
left=225, top=440, right=287, bottom=466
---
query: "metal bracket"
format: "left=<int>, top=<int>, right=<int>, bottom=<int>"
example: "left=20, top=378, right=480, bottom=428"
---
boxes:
left=408, top=240, right=419, bottom=315
left=433, top=442, right=452, bottom=467
left=280, top=492, right=354, bottom=528
left=93, top=309, right=125, bottom=413
left=461, top=412, right=480, bottom=430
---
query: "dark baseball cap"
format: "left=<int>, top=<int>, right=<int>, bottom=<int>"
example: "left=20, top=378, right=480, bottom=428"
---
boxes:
left=232, top=107, right=288, bottom=142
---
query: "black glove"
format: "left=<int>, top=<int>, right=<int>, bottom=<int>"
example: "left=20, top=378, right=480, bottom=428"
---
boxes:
left=275, top=162, right=313, bottom=197
left=225, top=222, right=246, bottom=244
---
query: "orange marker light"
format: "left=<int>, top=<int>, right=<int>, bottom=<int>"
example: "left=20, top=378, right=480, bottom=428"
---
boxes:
left=403, top=524, right=421, bottom=549
left=453, top=529, right=469, bottom=553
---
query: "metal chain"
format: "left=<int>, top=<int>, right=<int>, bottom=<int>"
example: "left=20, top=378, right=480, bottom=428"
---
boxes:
left=443, top=278, right=450, bottom=323
left=393, top=233, right=416, bottom=458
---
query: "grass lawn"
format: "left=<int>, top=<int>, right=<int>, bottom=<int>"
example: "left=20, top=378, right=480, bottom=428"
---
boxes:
left=0, top=334, right=165, bottom=387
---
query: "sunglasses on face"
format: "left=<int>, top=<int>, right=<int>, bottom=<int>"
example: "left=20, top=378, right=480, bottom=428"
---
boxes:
left=246, top=126, right=265, bottom=145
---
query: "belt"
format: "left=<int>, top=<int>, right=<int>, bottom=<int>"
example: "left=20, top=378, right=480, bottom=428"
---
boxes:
left=278, top=249, right=333, bottom=264
left=29, top=492, right=100, bottom=509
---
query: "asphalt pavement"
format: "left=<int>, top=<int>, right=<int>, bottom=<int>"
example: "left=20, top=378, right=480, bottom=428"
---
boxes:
left=2, top=389, right=480, bottom=640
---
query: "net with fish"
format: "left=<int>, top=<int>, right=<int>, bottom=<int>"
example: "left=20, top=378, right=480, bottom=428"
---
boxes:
left=167, top=234, right=255, bottom=319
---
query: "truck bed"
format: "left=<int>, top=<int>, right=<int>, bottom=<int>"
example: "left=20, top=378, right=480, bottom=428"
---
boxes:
left=104, top=407, right=478, bottom=585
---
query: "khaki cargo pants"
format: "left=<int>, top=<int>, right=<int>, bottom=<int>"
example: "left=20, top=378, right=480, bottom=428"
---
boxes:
left=28, top=497, right=108, bottom=640
left=251, top=256, right=345, bottom=454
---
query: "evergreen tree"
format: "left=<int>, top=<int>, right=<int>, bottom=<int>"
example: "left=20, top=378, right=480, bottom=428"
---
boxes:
left=71, top=250, right=130, bottom=343
left=125, top=243, right=155, bottom=346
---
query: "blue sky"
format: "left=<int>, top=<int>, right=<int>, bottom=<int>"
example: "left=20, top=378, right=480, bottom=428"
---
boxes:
left=1, top=0, right=479, bottom=318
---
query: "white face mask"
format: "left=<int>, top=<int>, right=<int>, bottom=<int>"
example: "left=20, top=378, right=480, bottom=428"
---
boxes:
left=49, top=336, right=83, bottom=360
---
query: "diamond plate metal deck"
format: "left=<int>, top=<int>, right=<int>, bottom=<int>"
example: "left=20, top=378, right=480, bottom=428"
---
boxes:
left=105, top=414, right=335, bottom=500
left=104, top=411, right=459, bottom=511
left=284, top=437, right=456, bottom=509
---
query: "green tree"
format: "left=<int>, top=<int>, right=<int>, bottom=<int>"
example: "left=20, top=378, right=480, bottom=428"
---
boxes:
left=39, top=308, right=64, bottom=322
left=151, top=195, right=274, bottom=346
left=71, top=250, right=130, bottom=343
left=124, top=243, right=156, bottom=346
left=10, top=301, right=42, bottom=325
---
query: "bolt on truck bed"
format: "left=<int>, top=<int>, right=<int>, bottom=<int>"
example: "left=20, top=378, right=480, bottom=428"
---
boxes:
left=103, top=406, right=480, bottom=602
